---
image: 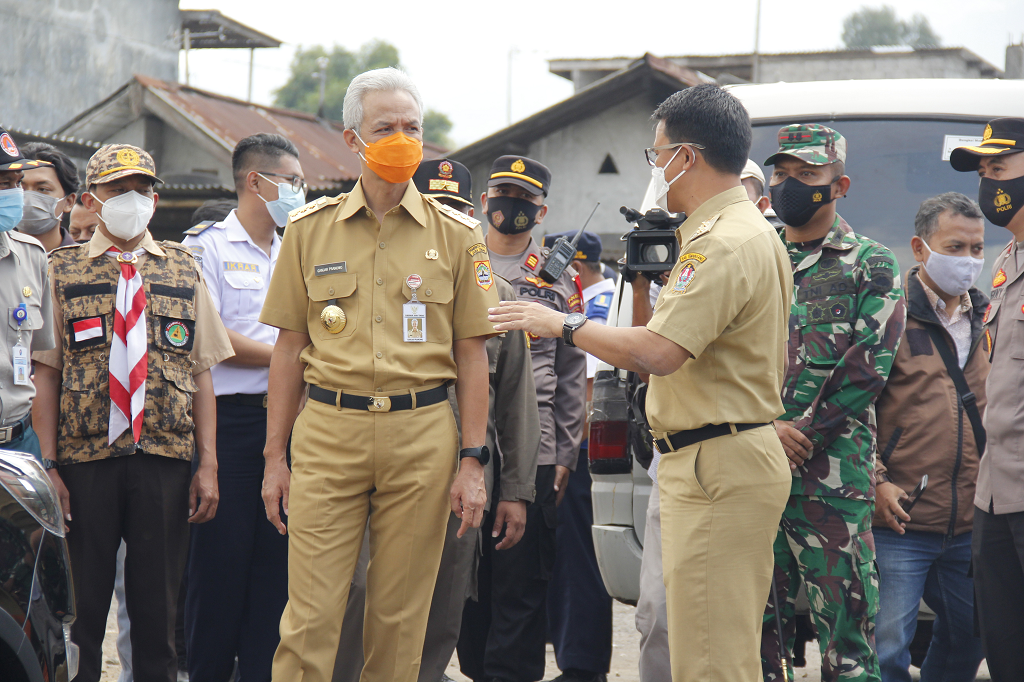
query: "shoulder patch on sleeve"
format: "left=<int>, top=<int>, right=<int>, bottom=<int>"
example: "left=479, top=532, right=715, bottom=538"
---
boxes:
left=426, top=196, right=481, bottom=229
left=183, top=220, right=215, bottom=236
left=865, top=252, right=897, bottom=293
left=585, top=292, right=613, bottom=320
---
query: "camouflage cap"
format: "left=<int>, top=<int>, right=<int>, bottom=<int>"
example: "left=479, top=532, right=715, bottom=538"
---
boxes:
left=764, top=124, right=847, bottom=167
left=85, top=144, right=162, bottom=187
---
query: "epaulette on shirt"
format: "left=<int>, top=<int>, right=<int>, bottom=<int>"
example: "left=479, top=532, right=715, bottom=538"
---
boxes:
left=687, top=213, right=721, bottom=242
left=289, top=195, right=341, bottom=222
left=183, top=220, right=215, bottom=236
left=425, top=196, right=481, bottom=229
left=8, top=230, right=47, bottom=252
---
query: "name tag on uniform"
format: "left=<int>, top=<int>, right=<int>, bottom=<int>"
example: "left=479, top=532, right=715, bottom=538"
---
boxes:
left=315, top=262, right=347, bottom=276
left=403, top=301, right=426, bottom=342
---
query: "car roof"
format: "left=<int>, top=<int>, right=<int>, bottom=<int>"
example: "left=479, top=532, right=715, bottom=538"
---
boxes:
left=725, top=79, right=1024, bottom=122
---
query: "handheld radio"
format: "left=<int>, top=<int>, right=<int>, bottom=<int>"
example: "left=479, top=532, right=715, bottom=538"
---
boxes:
left=539, top=203, right=600, bottom=284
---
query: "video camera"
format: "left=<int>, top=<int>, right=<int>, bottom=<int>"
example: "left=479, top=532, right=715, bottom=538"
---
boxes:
left=618, top=206, right=686, bottom=281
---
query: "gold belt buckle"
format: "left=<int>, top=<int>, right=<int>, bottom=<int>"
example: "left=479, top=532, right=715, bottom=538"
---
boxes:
left=367, top=396, right=391, bottom=412
left=262, top=395, right=269, bottom=409
left=0, top=426, right=12, bottom=443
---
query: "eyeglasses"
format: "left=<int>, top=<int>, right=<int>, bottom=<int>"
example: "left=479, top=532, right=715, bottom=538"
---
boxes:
left=644, top=142, right=706, bottom=167
left=259, top=172, right=308, bottom=194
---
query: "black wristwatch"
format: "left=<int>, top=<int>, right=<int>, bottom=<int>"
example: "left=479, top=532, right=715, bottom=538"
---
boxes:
left=42, top=458, right=59, bottom=470
left=459, top=445, right=490, bottom=465
left=562, top=312, right=588, bottom=347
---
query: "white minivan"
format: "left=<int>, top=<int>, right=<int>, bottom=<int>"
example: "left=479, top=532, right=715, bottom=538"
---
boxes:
left=589, top=78, right=1024, bottom=606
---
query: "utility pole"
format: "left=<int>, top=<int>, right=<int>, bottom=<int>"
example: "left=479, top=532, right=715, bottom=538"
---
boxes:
left=507, top=47, right=518, bottom=126
left=313, top=56, right=329, bottom=119
left=752, top=0, right=763, bottom=83
left=247, top=48, right=256, bottom=102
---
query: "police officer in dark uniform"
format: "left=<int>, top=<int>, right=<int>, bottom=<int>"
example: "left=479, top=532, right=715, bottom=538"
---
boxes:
left=540, top=230, right=614, bottom=682
left=458, top=156, right=587, bottom=682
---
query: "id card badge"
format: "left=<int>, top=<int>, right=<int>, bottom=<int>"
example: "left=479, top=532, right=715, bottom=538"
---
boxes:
left=12, top=342, right=29, bottom=386
left=403, top=301, right=426, bottom=342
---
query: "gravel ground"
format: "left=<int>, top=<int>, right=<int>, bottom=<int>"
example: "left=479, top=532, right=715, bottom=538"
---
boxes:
left=99, top=598, right=991, bottom=681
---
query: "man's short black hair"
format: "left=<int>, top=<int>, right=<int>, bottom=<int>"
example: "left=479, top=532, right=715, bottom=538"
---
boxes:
left=191, top=199, right=238, bottom=225
left=232, top=134, right=300, bottom=191
left=651, top=84, right=752, bottom=176
left=20, top=142, right=80, bottom=196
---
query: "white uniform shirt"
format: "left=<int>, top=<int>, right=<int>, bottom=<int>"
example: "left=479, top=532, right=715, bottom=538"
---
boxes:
left=581, top=277, right=617, bottom=378
left=182, top=210, right=280, bottom=396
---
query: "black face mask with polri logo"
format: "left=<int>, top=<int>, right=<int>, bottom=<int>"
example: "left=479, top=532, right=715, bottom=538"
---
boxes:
left=769, top=176, right=836, bottom=228
left=486, top=196, right=542, bottom=235
left=979, top=175, right=1024, bottom=228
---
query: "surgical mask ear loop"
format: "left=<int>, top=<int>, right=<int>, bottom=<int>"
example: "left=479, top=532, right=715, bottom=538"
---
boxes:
left=665, top=144, right=692, bottom=186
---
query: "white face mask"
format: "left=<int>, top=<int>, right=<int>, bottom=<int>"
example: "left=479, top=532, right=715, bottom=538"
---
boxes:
left=92, top=190, right=154, bottom=241
left=648, top=145, right=687, bottom=210
left=921, top=240, right=985, bottom=297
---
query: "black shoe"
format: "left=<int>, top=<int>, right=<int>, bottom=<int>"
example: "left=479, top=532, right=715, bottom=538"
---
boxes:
left=543, top=671, right=607, bottom=682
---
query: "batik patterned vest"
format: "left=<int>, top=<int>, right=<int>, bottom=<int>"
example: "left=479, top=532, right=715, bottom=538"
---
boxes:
left=51, top=242, right=200, bottom=463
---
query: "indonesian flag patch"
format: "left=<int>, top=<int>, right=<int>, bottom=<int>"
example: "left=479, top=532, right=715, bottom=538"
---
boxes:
left=69, top=315, right=106, bottom=349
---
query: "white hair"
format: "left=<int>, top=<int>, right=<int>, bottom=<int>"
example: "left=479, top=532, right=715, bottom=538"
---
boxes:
left=343, top=67, right=424, bottom=132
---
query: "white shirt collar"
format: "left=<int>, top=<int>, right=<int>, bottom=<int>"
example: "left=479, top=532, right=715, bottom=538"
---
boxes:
left=582, top=276, right=616, bottom=302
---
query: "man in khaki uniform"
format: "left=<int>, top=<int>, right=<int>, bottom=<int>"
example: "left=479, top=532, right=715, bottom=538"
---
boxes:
left=31, top=144, right=233, bottom=682
left=333, top=158, right=540, bottom=682
left=490, top=83, right=792, bottom=682
left=259, top=69, right=498, bottom=682
left=949, top=117, right=1024, bottom=681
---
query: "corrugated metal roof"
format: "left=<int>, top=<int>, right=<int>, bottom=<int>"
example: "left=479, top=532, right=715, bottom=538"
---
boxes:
left=59, top=75, right=446, bottom=190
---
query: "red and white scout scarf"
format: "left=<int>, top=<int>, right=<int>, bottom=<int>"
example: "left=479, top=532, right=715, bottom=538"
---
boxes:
left=106, top=247, right=147, bottom=444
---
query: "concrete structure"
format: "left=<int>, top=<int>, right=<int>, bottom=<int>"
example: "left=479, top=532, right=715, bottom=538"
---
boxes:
left=452, top=55, right=704, bottom=257
left=1, top=0, right=181, bottom=132
left=551, top=47, right=1004, bottom=92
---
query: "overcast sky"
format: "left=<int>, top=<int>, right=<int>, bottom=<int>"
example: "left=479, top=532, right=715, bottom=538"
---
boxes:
left=180, top=0, right=1023, bottom=148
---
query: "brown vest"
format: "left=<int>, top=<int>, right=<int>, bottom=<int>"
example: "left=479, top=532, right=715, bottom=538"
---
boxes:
left=51, top=243, right=200, bottom=464
left=874, top=268, right=990, bottom=535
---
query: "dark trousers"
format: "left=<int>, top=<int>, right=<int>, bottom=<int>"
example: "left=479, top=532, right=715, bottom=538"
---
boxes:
left=186, top=401, right=288, bottom=682
left=62, top=453, right=192, bottom=682
left=459, top=464, right=557, bottom=682
left=972, top=506, right=1024, bottom=682
left=547, top=447, right=612, bottom=675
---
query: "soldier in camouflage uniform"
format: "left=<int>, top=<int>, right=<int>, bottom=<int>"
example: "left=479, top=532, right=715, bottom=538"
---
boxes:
left=32, top=144, right=233, bottom=682
left=759, top=124, right=907, bottom=682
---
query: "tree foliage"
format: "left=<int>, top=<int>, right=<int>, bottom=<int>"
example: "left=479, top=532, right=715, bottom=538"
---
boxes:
left=423, top=110, right=453, bottom=147
left=841, top=6, right=941, bottom=49
left=272, top=40, right=454, bottom=148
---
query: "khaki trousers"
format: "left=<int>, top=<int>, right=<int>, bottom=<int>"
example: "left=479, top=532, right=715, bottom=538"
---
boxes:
left=658, top=425, right=790, bottom=682
left=271, top=397, right=458, bottom=682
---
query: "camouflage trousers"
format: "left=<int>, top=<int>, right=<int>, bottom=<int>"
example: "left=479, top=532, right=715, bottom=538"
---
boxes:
left=760, top=495, right=880, bottom=682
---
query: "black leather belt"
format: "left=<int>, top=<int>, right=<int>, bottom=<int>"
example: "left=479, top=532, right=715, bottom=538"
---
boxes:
left=0, top=413, right=31, bottom=445
left=655, top=422, right=769, bottom=454
left=308, top=384, right=449, bottom=413
left=216, top=393, right=269, bottom=408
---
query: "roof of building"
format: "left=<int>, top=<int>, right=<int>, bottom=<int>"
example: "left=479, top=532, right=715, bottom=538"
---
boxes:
left=451, top=54, right=705, bottom=168
left=727, top=78, right=1024, bottom=121
left=56, top=75, right=447, bottom=191
left=179, top=9, right=282, bottom=49
left=551, top=46, right=1004, bottom=82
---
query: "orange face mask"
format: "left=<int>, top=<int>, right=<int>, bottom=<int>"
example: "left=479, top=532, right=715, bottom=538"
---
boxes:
left=354, top=131, right=423, bottom=184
